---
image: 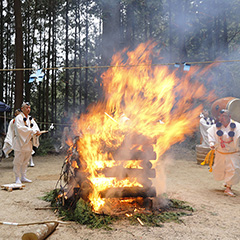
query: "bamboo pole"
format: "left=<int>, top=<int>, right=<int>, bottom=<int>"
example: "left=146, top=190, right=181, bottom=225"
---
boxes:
left=0, top=220, right=69, bottom=226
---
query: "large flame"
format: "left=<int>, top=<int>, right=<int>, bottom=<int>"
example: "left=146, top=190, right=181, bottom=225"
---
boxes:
left=71, top=41, right=214, bottom=212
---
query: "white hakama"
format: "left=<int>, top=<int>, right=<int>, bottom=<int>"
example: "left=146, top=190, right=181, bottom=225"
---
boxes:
left=12, top=113, right=40, bottom=181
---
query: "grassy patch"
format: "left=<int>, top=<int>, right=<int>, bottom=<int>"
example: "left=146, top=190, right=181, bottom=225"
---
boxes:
left=42, top=190, right=194, bottom=229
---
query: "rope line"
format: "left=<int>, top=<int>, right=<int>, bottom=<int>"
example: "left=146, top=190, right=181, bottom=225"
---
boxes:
left=0, top=115, right=71, bottom=126
left=0, top=59, right=239, bottom=72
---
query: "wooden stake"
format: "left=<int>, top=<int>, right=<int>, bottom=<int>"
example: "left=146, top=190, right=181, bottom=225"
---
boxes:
left=22, top=222, right=58, bottom=240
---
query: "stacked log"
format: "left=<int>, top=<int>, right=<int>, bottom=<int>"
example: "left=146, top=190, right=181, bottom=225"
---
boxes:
left=99, top=167, right=156, bottom=179
left=100, top=133, right=157, bottom=198
left=64, top=132, right=157, bottom=203
left=100, top=186, right=156, bottom=198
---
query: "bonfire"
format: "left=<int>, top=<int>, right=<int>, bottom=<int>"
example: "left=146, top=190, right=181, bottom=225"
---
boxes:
left=51, top=41, right=214, bottom=221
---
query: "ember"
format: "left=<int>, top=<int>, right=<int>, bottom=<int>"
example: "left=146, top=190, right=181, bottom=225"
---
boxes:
left=56, top=41, right=214, bottom=214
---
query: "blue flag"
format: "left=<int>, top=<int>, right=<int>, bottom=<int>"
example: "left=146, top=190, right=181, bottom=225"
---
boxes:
left=29, top=69, right=45, bottom=83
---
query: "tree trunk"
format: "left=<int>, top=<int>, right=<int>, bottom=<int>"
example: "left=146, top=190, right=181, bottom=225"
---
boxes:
left=24, top=4, right=30, bottom=102
left=178, top=0, right=187, bottom=61
left=101, top=0, right=121, bottom=65
left=0, top=0, right=3, bottom=102
left=46, top=1, right=52, bottom=129
left=41, top=28, right=47, bottom=128
left=78, top=0, right=82, bottom=113
left=84, top=1, right=89, bottom=111
left=73, top=3, right=78, bottom=112
left=168, top=0, right=173, bottom=62
left=38, top=24, right=43, bottom=123
left=125, top=1, right=134, bottom=50
left=51, top=7, right=56, bottom=125
left=64, top=0, right=69, bottom=112
left=14, top=0, right=24, bottom=110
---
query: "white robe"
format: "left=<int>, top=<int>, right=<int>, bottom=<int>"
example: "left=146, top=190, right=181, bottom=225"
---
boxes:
left=12, top=113, right=40, bottom=180
left=12, top=113, right=40, bottom=152
left=199, top=117, right=214, bottom=147
left=207, top=120, right=240, bottom=186
left=2, top=118, right=15, bottom=157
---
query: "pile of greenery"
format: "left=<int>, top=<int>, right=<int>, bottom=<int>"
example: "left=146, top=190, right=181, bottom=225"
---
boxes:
left=42, top=189, right=194, bottom=229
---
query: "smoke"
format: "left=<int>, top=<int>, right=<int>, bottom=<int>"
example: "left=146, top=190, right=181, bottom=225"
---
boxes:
left=159, top=0, right=240, bottom=99
left=89, top=0, right=240, bottom=101
left=152, top=152, right=174, bottom=196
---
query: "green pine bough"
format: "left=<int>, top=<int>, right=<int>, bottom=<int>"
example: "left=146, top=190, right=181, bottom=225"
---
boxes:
left=42, top=190, right=194, bottom=229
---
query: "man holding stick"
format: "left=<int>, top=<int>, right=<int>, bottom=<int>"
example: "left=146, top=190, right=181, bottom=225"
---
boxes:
left=12, top=102, right=41, bottom=184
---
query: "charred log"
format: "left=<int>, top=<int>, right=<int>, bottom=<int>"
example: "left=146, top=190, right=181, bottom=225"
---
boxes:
left=100, top=186, right=156, bottom=198
left=113, top=149, right=156, bottom=161
left=139, top=160, right=153, bottom=169
left=99, top=167, right=156, bottom=179
left=137, top=178, right=152, bottom=188
left=125, top=133, right=157, bottom=146
left=73, top=180, right=93, bottom=202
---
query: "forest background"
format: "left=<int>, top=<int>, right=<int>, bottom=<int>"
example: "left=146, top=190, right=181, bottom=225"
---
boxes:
left=1, top=0, right=240, bottom=152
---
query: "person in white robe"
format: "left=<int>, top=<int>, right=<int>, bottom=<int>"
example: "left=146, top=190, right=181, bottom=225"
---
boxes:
left=207, top=109, right=240, bottom=197
left=3, top=109, right=35, bottom=166
left=199, top=109, right=215, bottom=147
left=2, top=109, right=21, bottom=158
left=12, top=102, right=41, bottom=184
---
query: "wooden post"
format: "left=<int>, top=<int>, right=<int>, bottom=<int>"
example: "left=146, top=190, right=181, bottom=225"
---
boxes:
left=21, top=222, right=59, bottom=240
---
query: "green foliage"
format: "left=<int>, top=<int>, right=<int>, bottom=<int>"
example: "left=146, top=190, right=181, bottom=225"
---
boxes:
left=169, top=199, right=195, bottom=212
left=41, top=189, right=60, bottom=206
left=42, top=190, right=116, bottom=229
left=42, top=190, right=194, bottom=229
left=131, top=211, right=190, bottom=227
left=73, top=199, right=115, bottom=229
left=128, top=199, right=194, bottom=227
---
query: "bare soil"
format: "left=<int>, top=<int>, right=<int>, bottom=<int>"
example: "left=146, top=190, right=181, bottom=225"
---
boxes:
left=0, top=145, right=240, bottom=240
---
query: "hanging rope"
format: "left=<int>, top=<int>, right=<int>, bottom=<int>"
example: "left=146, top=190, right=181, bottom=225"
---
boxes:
left=0, top=59, right=239, bottom=72
left=0, top=115, right=71, bottom=127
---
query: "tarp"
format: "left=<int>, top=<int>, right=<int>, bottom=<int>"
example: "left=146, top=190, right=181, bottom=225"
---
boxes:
left=0, top=101, right=11, bottom=112
left=0, top=101, right=11, bottom=133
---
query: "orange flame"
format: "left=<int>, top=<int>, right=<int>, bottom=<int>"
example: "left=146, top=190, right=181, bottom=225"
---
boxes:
left=71, top=41, right=214, bottom=212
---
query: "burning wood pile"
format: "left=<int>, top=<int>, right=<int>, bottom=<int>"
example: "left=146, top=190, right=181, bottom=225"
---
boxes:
left=57, top=131, right=158, bottom=213
left=54, top=41, right=213, bottom=215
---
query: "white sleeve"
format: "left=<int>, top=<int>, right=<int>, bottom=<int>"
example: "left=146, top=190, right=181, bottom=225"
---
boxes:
left=15, top=115, right=34, bottom=146
left=207, top=125, right=216, bottom=147
left=31, top=119, right=40, bottom=134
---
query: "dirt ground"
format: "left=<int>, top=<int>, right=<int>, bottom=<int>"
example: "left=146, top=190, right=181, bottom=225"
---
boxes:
left=0, top=145, right=240, bottom=240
